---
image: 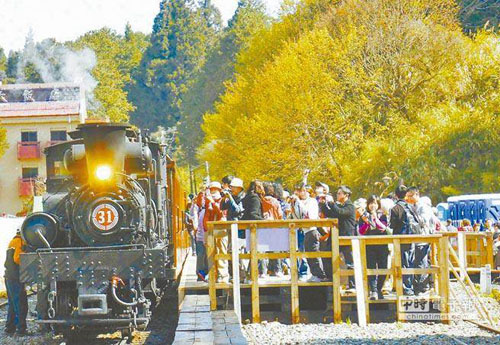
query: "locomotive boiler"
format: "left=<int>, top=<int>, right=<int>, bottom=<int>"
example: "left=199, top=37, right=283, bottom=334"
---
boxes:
left=19, top=122, right=188, bottom=340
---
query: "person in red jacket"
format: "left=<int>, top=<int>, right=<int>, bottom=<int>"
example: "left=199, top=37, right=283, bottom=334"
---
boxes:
left=203, top=182, right=228, bottom=282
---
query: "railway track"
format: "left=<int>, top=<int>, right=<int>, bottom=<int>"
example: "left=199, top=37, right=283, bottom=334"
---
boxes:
left=0, top=290, right=179, bottom=345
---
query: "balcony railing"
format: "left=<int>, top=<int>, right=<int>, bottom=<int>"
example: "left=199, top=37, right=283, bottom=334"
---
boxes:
left=18, top=178, right=35, bottom=197
left=17, top=141, right=41, bottom=160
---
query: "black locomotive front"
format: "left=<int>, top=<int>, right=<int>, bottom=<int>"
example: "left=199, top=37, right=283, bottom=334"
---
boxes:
left=19, top=123, right=174, bottom=338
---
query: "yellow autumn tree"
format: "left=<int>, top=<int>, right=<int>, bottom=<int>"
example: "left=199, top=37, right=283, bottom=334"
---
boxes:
left=201, top=0, right=499, bottom=201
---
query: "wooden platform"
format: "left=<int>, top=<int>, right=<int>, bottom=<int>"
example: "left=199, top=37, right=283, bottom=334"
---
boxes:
left=179, top=256, right=441, bottom=304
left=173, top=295, right=248, bottom=345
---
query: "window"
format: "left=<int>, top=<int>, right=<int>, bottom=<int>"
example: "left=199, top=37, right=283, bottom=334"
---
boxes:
left=53, top=161, right=68, bottom=176
left=21, top=131, right=37, bottom=142
left=50, top=130, right=67, bottom=141
left=22, top=167, right=38, bottom=179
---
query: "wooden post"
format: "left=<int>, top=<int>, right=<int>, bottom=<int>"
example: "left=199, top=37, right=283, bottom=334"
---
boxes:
left=393, top=239, right=404, bottom=322
left=360, top=239, right=370, bottom=324
left=458, top=232, right=467, bottom=280
left=431, top=242, right=438, bottom=292
left=438, top=236, right=450, bottom=324
left=391, top=244, right=396, bottom=292
left=352, top=239, right=367, bottom=326
left=486, top=232, right=494, bottom=269
left=231, top=223, right=241, bottom=323
left=331, top=227, right=341, bottom=323
left=289, top=223, right=300, bottom=324
left=207, top=223, right=217, bottom=311
left=250, top=224, right=260, bottom=323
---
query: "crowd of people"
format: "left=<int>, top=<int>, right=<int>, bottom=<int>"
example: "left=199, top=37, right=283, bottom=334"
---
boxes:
left=185, top=176, right=460, bottom=300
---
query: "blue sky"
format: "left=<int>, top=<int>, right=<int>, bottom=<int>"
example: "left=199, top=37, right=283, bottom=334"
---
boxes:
left=0, top=0, right=282, bottom=53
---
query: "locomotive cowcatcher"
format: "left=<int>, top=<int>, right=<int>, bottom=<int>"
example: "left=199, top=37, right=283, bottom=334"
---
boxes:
left=19, top=122, right=189, bottom=340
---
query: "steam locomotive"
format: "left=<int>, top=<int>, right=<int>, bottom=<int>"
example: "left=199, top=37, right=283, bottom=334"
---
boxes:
left=19, top=123, right=189, bottom=340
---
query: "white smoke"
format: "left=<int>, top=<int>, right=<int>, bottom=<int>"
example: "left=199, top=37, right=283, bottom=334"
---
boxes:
left=16, top=33, right=99, bottom=111
left=58, top=48, right=99, bottom=110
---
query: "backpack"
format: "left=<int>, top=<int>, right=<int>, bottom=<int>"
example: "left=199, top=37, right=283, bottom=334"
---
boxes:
left=399, top=201, right=424, bottom=235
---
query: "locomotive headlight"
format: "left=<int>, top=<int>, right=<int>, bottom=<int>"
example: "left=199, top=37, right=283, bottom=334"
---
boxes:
left=95, top=165, right=112, bottom=181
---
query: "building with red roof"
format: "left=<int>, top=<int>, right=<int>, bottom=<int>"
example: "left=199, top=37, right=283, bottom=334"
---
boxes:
left=0, top=82, right=87, bottom=215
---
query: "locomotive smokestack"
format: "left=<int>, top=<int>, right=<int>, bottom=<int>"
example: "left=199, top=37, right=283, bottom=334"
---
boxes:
left=73, top=123, right=130, bottom=188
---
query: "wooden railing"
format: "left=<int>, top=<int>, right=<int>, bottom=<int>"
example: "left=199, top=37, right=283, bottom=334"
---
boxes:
left=439, top=231, right=495, bottom=276
left=206, top=220, right=450, bottom=326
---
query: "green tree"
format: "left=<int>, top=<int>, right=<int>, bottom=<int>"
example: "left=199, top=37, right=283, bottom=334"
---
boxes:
left=0, top=47, right=6, bottom=80
left=71, top=27, right=148, bottom=121
left=179, top=0, right=270, bottom=164
left=122, top=23, right=151, bottom=79
left=18, top=32, right=44, bottom=83
left=198, top=0, right=223, bottom=46
left=459, top=0, right=500, bottom=32
left=5, top=51, right=20, bottom=82
left=129, top=0, right=217, bottom=130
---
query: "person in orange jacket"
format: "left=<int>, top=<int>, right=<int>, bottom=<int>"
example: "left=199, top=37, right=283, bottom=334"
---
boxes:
left=4, top=229, right=28, bottom=335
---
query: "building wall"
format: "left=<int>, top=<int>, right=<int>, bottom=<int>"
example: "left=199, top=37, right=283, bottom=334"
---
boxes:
left=0, top=115, right=80, bottom=215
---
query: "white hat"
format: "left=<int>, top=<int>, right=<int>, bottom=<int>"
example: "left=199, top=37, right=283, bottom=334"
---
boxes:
left=353, top=198, right=367, bottom=210
left=230, top=178, right=244, bottom=188
left=208, top=181, right=222, bottom=190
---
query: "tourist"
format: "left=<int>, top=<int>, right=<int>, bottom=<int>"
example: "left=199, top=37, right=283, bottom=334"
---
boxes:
left=484, top=219, right=494, bottom=232
left=446, top=219, right=458, bottom=232
left=389, top=185, right=416, bottom=295
left=261, top=182, right=284, bottom=277
left=320, top=186, right=356, bottom=291
left=4, top=229, right=28, bottom=335
left=274, top=183, right=291, bottom=219
left=413, top=191, right=434, bottom=295
left=359, top=195, right=389, bottom=300
left=221, top=177, right=246, bottom=221
left=221, top=177, right=247, bottom=281
left=221, top=175, right=234, bottom=191
left=274, top=183, right=292, bottom=274
left=289, top=184, right=309, bottom=280
left=242, top=180, right=265, bottom=221
left=204, top=182, right=228, bottom=283
left=291, top=184, right=324, bottom=281
left=353, top=198, right=367, bottom=232
left=458, top=219, right=473, bottom=232
left=315, top=182, right=334, bottom=280
left=195, top=192, right=208, bottom=281
left=185, top=198, right=197, bottom=256
left=242, top=180, right=265, bottom=281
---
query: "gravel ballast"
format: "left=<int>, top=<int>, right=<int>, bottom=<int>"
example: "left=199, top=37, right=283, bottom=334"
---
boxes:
left=243, top=321, right=500, bottom=345
left=242, top=282, right=500, bottom=345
